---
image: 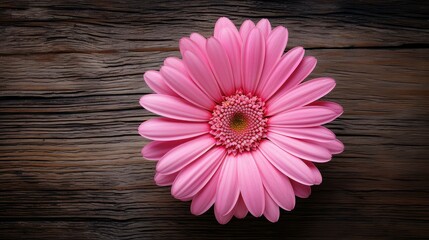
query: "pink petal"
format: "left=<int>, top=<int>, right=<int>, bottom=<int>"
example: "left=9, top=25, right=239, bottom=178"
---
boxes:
left=156, top=135, right=215, bottom=175
left=268, top=126, right=336, bottom=142
left=140, top=94, right=211, bottom=122
left=305, top=161, right=323, bottom=185
left=215, top=206, right=234, bottom=224
left=138, top=118, right=208, bottom=141
left=183, top=51, right=223, bottom=102
left=242, top=28, right=265, bottom=93
left=272, top=56, right=317, bottom=99
left=190, top=33, right=207, bottom=50
left=252, top=149, right=296, bottom=210
left=215, top=154, right=240, bottom=217
left=237, top=152, right=265, bottom=217
left=214, top=17, right=238, bottom=38
left=178, top=39, right=214, bottom=98
left=164, top=57, right=188, bottom=75
left=172, top=147, right=225, bottom=200
left=142, top=139, right=189, bottom=160
left=233, top=196, right=248, bottom=219
left=309, top=101, right=344, bottom=117
left=161, top=65, right=214, bottom=110
left=144, top=70, right=177, bottom=96
left=154, top=172, right=178, bottom=186
left=191, top=166, right=221, bottom=215
left=206, top=37, right=235, bottom=95
left=259, top=26, right=288, bottom=89
left=256, top=18, right=271, bottom=38
left=291, top=180, right=311, bottom=198
left=259, top=47, right=305, bottom=100
left=217, top=28, right=242, bottom=90
left=239, top=20, right=255, bottom=43
left=269, top=106, right=338, bottom=127
left=264, top=192, right=280, bottom=222
left=267, top=77, right=336, bottom=116
left=259, top=140, right=314, bottom=185
left=179, top=37, right=208, bottom=65
left=268, top=131, right=332, bottom=163
left=312, top=139, right=344, bottom=154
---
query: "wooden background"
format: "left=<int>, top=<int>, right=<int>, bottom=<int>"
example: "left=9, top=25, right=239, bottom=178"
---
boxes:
left=1, top=1, right=428, bottom=239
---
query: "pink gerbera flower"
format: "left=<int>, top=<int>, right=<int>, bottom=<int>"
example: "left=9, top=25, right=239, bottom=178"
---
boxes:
left=139, top=17, right=344, bottom=224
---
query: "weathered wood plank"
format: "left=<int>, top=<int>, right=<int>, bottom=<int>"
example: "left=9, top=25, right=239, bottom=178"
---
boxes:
left=0, top=0, right=428, bottom=55
left=0, top=168, right=427, bottom=216
left=0, top=51, right=165, bottom=97
left=1, top=49, right=428, bottom=100
left=2, top=217, right=427, bottom=240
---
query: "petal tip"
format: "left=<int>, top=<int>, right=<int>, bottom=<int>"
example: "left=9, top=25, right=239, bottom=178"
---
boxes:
left=139, top=95, right=147, bottom=108
left=294, top=46, right=305, bottom=54
left=138, top=121, right=148, bottom=138
left=217, top=16, right=231, bottom=23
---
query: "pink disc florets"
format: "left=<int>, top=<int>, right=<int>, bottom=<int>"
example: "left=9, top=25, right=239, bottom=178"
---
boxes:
left=209, top=91, right=268, bottom=155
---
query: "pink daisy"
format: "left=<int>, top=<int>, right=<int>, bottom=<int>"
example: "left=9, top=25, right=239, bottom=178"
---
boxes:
left=139, top=17, right=344, bottom=224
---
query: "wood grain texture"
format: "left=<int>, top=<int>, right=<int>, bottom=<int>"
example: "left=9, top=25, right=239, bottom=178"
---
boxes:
left=1, top=0, right=428, bottom=55
left=1, top=0, right=428, bottom=239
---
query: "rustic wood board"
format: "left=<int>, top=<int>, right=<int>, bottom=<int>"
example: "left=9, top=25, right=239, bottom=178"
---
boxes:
left=1, top=1, right=428, bottom=239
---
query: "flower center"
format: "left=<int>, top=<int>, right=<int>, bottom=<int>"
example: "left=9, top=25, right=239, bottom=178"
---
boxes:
left=209, top=91, right=268, bottom=155
left=230, top=112, right=247, bottom=131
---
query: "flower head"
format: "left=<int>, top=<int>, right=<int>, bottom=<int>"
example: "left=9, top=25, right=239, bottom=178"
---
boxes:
left=139, top=17, right=344, bottom=224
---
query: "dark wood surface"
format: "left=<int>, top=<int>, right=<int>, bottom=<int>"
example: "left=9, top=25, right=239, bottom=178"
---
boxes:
left=1, top=1, right=428, bottom=239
